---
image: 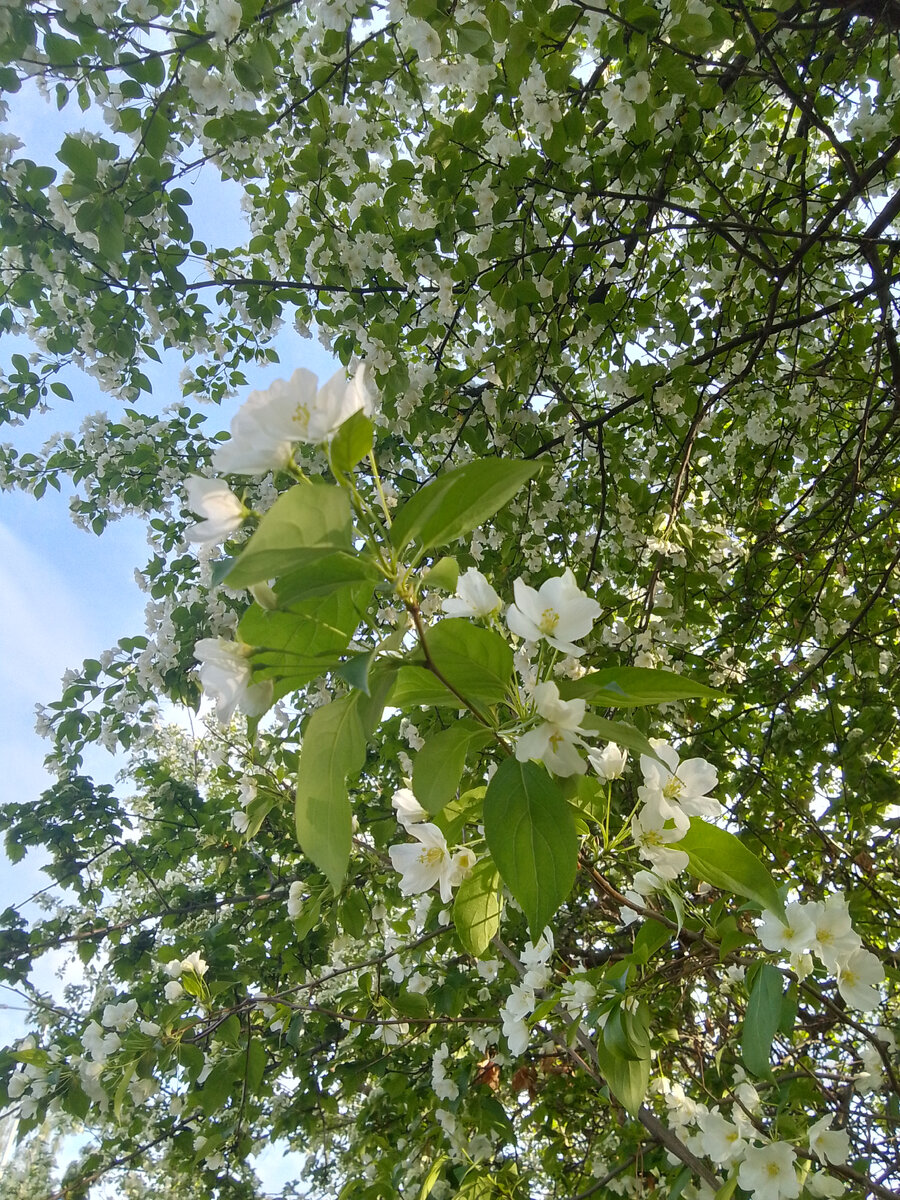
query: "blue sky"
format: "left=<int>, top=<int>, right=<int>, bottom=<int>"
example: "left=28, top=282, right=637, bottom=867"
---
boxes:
left=1, top=74, right=337, bottom=1191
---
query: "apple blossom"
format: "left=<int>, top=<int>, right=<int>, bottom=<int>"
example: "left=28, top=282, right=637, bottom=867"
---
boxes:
left=639, top=740, right=721, bottom=819
left=194, top=638, right=274, bottom=724
left=389, top=823, right=461, bottom=903
left=515, top=681, right=590, bottom=776
left=442, top=568, right=502, bottom=620
left=211, top=363, right=374, bottom=475
left=757, top=902, right=816, bottom=957
left=588, top=741, right=628, bottom=780
left=184, top=475, right=247, bottom=545
left=737, top=1142, right=800, bottom=1200
left=808, top=1114, right=850, bottom=1166
left=836, top=946, right=884, bottom=1010
left=631, top=801, right=690, bottom=880
left=806, top=893, right=860, bottom=969
left=506, top=569, right=600, bottom=656
left=391, top=785, right=429, bottom=828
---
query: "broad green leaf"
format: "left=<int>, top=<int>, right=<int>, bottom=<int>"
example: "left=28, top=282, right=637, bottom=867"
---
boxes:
left=274, top=552, right=380, bottom=605
left=594, top=1035, right=650, bottom=1116
left=558, top=667, right=723, bottom=707
left=742, top=964, right=783, bottom=1078
left=225, top=481, right=352, bottom=588
left=453, top=859, right=502, bottom=957
left=413, top=720, right=492, bottom=814
left=581, top=714, right=663, bottom=761
left=334, top=649, right=376, bottom=695
left=390, top=665, right=464, bottom=708
left=674, top=818, right=785, bottom=918
left=424, top=619, right=514, bottom=707
left=329, top=409, right=374, bottom=473
left=390, top=458, right=544, bottom=553
left=417, top=1155, right=448, bottom=1200
left=239, top=587, right=365, bottom=662
left=295, top=694, right=366, bottom=890
left=483, top=758, right=578, bottom=937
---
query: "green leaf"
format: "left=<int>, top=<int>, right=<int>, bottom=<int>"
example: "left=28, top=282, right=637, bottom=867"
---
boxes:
left=558, top=667, right=723, bottom=707
left=453, top=858, right=502, bottom=957
left=424, top=556, right=459, bottom=591
left=742, top=964, right=783, bottom=1078
left=594, top=1035, right=650, bottom=1116
left=274, top=551, right=380, bottom=605
left=57, top=135, right=98, bottom=179
left=424, top=618, right=514, bottom=707
left=329, top=409, right=374, bottom=473
left=674, top=818, right=785, bottom=918
left=417, top=1156, right=448, bottom=1200
left=334, top=649, right=376, bottom=695
left=225, top=481, right=352, bottom=588
left=483, top=758, right=578, bottom=937
left=390, top=458, right=544, bottom=554
left=413, top=720, right=492, bottom=814
left=239, top=586, right=364, bottom=667
left=580, top=714, right=663, bottom=761
left=295, top=694, right=367, bottom=891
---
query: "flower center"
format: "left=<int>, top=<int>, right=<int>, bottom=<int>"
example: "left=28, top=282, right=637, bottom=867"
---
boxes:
left=766, top=1163, right=782, bottom=1179
left=539, top=606, right=560, bottom=635
left=293, top=401, right=311, bottom=431
left=663, top=775, right=684, bottom=801
left=418, top=847, right=444, bottom=867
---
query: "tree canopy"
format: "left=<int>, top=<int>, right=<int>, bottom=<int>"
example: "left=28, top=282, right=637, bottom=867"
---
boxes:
left=1, top=0, right=900, bottom=1198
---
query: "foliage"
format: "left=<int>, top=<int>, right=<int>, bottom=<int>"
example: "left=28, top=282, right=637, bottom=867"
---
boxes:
left=1, top=1, right=900, bottom=1199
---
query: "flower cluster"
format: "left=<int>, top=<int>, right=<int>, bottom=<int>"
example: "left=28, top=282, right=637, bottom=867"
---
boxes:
left=499, top=930, right=554, bottom=1056
left=631, top=740, right=719, bottom=880
left=212, top=362, right=373, bottom=476
left=757, top=892, right=884, bottom=1009
left=388, top=787, right=476, bottom=904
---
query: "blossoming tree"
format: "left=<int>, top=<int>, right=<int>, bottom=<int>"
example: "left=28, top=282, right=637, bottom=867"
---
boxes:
left=1, top=1, right=899, bottom=1198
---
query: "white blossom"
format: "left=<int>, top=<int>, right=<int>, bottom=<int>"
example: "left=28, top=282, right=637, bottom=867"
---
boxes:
left=442, top=568, right=502, bottom=620
left=389, top=823, right=460, bottom=903
left=737, top=1142, right=799, bottom=1200
left=515, top=681, right=590, bottom=776
left=808, top=1114, right=850, bottom=1166
left=506, top=569, right=600, bottom=656
left=184, top=476, right=246, bottom=545
left=194, top=638, right=273, bottom=724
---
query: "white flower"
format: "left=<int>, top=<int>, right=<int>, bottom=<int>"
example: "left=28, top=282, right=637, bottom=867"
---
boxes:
left=181, top=951, right=209, bottom=977
left=211, top=385, right=299, bottom=475
left=631, top=800, right=690, bottom=879
left=515, top=681, right=590, bottom=777
left=737, top=1142, right=799, bottom=1200
left=101, top=999, right=138, bottom=1030
left=806, top=1174, right=845, bottom=1198
left=389, top=823, right=460, bottom=903
left=639, top=740, right=721, bottom=819
left=194, top=638, right=274, bottom=724
left=391, top=786, right=428, bottom=828
left=623, top=72, right=651, bottom=104
left=206, top=0, right=242, bottom=39
left=757, top=902, right=816, bottom=957
left=442, top=568, right=502, bottom=620
left=836, top=947, right=884, bottom=1010
left=184, top=476, right=246, bottom=545
left=588, top=742, right=628, bottom=780
left=449, top=846, right=477, bottom=888
left=162, top=959, right=182, bottom=979
left=506, top=569, right=600, bottom=656
left=808, top=1114, right=850, bottom=1166
left=164, top=980, right=185, bottom=1001
left=287, top=881, right=305, bottom=919
left=231, top=810, right=250, bottom=834
left=212, top=364, right=374, bottom=475
left=806, top=893, right=860, bottom=969
left=82, top=1021, right=121, bottom=1062
left=696, top=1109, right=747, bottom=1166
